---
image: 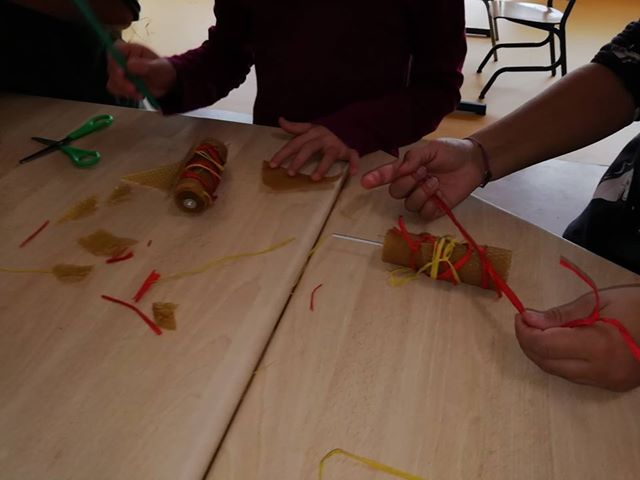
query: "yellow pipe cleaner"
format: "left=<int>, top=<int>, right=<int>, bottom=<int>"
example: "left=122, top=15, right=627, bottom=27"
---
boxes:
left=319, top=448, right=425, bottom=480
left=389, top=235, right=461, bottom=287
left=186, top=162, right=222, bottom=181
left=195, top=149, right=225, bottom=173
left=161, top=237, right=295, bottom=281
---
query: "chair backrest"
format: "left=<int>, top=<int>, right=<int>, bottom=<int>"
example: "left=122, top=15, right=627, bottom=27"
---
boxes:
left=553, top=0, right=577, bottom=28
left=490, top=0, right=578, bottom=27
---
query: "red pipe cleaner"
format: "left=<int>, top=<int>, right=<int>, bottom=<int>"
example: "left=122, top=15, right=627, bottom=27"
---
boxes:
left=179, top=143, right=225, bottom=200
left=393, top=216, right=433, bottom=270
left=558, top=258, right=640, bottom=361
left=19, top=220, right=50, bottom=248
left=426, top=195, right=640, bottom=360
left=310, top=283, right=324, bottom=311
left=432, top=196, right=524, bottom=312
left=394, top=216, right=475, bottom=286
left=106, top=251, right=134, bottom=264
left=133, top=270, right=161, bottom=303
left=101, top=294, right=162, bottom=335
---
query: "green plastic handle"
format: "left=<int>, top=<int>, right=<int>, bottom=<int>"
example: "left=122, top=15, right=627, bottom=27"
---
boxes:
left=67, top=114, right=114, bottom=141
left=60, top=145, right=101, bottom=168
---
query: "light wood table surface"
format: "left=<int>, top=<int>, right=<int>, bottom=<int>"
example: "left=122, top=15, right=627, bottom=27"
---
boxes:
left=0, top=95, right=344, bottom=480
left=206, top=153, right=640, bottom=480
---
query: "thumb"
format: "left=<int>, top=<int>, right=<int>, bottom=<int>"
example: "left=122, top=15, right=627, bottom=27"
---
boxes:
left=361, top=144, right=440, bottom=190
left=279, top=117, right=312, bottom=135
left=522, top=293, right=597, bottom=330
left=360, top=157, right=403, bottom=189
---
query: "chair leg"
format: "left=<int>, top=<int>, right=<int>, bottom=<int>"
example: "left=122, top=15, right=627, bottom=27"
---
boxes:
left=489, top=21, right=498, bottom=62
left=549, top=32, right=557, bottom=77
left=477, top=37, right=553, bottom=74
left=479, top=70, right=501, bottom=99
left=483, top=2, right=498, bottom=61
left=477, top=46, right=496, bottom=73
left=479, top=62, right=564, bottom=99
left=494, top=17, right=500, bottom=41
left=559, top=29, right=568, bottom=76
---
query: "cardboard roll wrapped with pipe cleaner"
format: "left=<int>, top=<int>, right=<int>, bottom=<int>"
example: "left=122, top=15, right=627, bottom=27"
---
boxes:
left=174, top=138, right=227, bottom=213
left=383, top=218, right=512, bottom=289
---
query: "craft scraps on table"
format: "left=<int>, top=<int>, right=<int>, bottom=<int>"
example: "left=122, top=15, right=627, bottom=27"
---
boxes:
left=122, top=162, right=182, bottom=193
left=57, top=195, right=99, bottom=223
left=106, top=251, right=134, bottom=264
left=133, top=270, right=161, bottom=302
left=319, top=448, right=424, bottom=480
left=309, top=283, right=323, bottom=311
left=106, top=184, right=133, bottom=205
left=78, top=229, right=138, bottom=257
left=153, top=302, right=178, bottom=331
left=101, top=294, right=162, bottom=335
left=52, top=264, right=94, bottom=283
left=0, top=264, right=93, bottom=283
left=161, top=237, right=295, bottom=282
left=261, top=161, right=340, bottom=192
left=19, top=220, right=50, bottom=248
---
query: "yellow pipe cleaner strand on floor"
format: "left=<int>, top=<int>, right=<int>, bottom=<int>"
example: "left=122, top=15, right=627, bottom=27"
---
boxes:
left=0, top=267, right=52, bottom=274
left=319, top=448, right=425, bottom=480
left=389, top=236, right=461, bottom=287
left=161, top=237, right=295, bottom=281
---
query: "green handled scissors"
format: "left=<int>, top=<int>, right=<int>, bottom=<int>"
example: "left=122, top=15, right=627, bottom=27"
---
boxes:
left=18, top=114, right=113, bottom=168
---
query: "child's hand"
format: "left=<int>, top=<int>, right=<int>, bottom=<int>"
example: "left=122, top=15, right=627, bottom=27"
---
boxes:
left=515, top=285, right=640, bottom=391
left=269, top=118, right=359, bottom=181
left=360, top=138, right=486, bottom=220
left=106, top=41, right=177, bottom=100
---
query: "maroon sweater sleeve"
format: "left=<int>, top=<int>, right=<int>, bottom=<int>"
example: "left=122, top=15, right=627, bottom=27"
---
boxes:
left=158, top=0, right=253, bottom=114
left=315, top=0, right=466, bottom=156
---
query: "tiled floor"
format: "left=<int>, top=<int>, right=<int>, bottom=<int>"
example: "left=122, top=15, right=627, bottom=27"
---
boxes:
left=475, top=160, right=607, bottom=237
left=125, top=0, right=638, bottom=236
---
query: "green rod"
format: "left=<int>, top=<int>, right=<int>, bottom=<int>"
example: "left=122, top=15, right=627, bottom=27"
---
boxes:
left=72, top=0, right=161, bottom=109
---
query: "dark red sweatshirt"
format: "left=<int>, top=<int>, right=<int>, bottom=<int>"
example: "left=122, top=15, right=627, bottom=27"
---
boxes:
left=160, top=0, right=466, bottom=156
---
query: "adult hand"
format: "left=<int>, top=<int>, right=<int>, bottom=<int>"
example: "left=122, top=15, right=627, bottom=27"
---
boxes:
left=361, top=138, right=486, bottom=220
left=106, top=41, right=177, bottom=100
left=269, top=118, right=359, bottom=181
left=515, top=285, right=640, bottom=391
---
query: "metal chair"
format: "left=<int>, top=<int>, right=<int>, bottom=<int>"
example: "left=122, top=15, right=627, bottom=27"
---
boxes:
left=477, top=0, right=577, bottom=99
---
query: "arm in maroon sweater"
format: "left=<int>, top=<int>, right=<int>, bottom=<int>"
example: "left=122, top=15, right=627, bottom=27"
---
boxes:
left=161, top=0, right=465, bottom=157
left=159, top=0, right=253, bottom=114
left=315, top=0, right=466, bottom=156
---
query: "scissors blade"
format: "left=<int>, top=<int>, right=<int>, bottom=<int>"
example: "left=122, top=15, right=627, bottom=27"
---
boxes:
left=332, top=233, right=383, bottom=247
left=18, top=141, right=65, bottom=164
left=31, top=136, right=101, bottom=168
left=32, top=137, right=58, bottom=146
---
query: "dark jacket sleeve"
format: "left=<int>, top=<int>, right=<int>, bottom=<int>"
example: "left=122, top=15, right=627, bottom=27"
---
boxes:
left=314, top=0, right=466, bottom=156
left=592, top=20, right=640, bottom=108
left=158, top=0, right=253, bottom=114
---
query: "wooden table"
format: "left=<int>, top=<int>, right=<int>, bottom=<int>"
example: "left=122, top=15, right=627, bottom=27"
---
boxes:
left=205, top=154, right=640, bottom=480
left=0, top=95, right=344, bottom=479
